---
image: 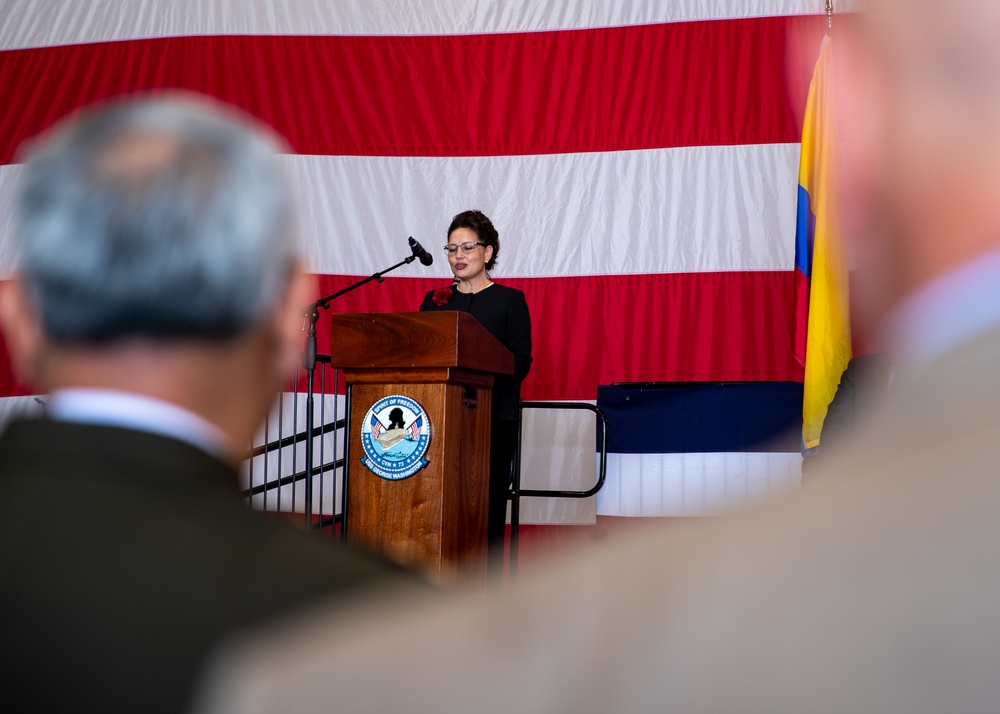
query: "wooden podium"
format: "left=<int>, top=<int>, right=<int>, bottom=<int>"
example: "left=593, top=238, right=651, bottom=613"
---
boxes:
left=328, top=311, right=514, bottom=585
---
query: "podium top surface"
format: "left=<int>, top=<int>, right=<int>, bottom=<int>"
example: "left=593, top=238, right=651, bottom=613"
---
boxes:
left=328, top=311, right=515, bottom=375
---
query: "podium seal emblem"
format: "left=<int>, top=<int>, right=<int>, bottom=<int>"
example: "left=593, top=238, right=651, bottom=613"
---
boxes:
left=360, top=395, right=431, bottom=480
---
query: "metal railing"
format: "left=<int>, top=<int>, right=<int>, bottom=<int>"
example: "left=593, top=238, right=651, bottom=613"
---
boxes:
left=241, top=356, right=345, bottom=535
left=508, top=400, right=608, bottom=578
left=243, top=383, right=610, bottom=568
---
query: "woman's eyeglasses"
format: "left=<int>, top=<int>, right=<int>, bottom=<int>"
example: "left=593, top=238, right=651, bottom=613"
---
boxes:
left=443, top=241, right=486, bottom=255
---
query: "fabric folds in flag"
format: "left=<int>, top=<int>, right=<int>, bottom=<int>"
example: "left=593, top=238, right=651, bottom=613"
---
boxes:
left=793, top=35, right=851, bottom=452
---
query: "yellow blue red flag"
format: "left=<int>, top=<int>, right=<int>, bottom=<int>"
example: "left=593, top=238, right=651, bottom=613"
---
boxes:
left=793, top=35, right=852, bottom=452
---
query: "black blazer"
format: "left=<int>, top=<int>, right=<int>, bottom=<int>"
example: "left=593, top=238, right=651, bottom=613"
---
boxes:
left=420, top=282, right=533, bottom=421
left=819, top=353, right=893, bottom=453
left=0, top=419, right=416, bottom=714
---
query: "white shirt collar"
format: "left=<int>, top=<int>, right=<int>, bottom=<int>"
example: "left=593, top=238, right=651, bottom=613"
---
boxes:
left=46, top=388, right=233, bottom=461
left=883, top=247, right=1000, bottom=377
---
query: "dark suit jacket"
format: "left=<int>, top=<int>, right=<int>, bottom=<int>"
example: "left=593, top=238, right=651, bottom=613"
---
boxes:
left=0, top=419, right=415, bottom=714
left=801, top=353, right=893, bottom=477
left=819, top=353, right=893, bottom=453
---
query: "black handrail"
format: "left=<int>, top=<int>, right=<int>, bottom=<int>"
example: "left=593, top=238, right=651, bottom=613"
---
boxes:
left=243, top=357, right=343, bottom=532
left=245, top=416, right=346, bottom=460
left=242, top=458, right=344, bottom=498
left=508, top=400, right=608, bottom=579
left=315, top=513, right=343, bottom=530
left=245, top=395, right=609, bottom=558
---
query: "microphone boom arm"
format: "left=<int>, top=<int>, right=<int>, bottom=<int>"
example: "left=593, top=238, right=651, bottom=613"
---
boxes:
left=306, top=253, right=416, bottom=315
left=307, top=235, right=428, bottom=314
left=301, top=253, right=416, bottom=372
left=299, top=237, right=429, bottom=537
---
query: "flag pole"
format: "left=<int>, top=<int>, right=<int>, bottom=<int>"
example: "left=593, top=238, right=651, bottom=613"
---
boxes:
left=826, top=0, right=834, bottom=34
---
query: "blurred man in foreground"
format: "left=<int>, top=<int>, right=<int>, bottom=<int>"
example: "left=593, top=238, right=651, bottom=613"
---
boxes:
left=0, top=96, right=418, bottom=714
left=801, top=351, right=893, bottom=475
left=193, top=1, right=1000, bottom=712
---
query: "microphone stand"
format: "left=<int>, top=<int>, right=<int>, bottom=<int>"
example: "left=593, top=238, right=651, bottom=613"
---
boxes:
left=301, top=251, right=420, bottom=535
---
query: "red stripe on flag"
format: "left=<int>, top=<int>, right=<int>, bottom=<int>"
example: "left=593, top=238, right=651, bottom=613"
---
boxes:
left=0, top=272, right=803, bottom=400
left=0, top=15, right=826, bottom=164
left=311, top=272, right=804, bottom=401
left=0, top=340, right=31, bottom=399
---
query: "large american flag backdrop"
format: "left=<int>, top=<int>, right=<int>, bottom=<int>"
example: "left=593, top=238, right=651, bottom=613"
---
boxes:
left=0, top=0, right=855, bottom=521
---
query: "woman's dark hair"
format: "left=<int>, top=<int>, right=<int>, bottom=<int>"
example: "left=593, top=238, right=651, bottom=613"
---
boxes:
left=447, top=209, right=500, bottom=271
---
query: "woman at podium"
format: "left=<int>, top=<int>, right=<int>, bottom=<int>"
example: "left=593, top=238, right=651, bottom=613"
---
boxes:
left=419, top=210, right=533, bottom=564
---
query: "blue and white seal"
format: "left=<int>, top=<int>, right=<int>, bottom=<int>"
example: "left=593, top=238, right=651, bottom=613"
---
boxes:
left=360, top=394, right=431, bottom=480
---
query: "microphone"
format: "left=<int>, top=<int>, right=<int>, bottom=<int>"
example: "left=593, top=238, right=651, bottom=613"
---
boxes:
left=408, top=236, right=434, bottom=266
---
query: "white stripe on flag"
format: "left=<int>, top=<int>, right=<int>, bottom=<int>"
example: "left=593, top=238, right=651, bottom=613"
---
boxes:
left=0, top=0, right=864, bottom=50
left=0, top=144, right=799, bottom=280
left=257, top=144, right=803, bottom=278
left=0, top=145, right=800, bottom=279
left=0, top=395, right=44, bottom=430
left=290, top=145, right=801, bottom=278
left=596, top=452, right=802, bottom=517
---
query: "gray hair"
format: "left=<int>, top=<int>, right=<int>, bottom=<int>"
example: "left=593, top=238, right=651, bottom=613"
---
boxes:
left=16, top=95, right=298, bottom=343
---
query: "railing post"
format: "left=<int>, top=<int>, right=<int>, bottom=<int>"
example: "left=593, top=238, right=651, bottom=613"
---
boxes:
left=508, top=407, right=524, bottom=580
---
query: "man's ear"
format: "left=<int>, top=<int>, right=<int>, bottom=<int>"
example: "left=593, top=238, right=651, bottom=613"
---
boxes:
left=0, top=278, right=46, bottom=389
left=271, top=266, right=315, bottom=369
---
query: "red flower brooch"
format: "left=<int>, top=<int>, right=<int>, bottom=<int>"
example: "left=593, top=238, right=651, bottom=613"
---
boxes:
left=431, top=286, right=453, bottom=306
